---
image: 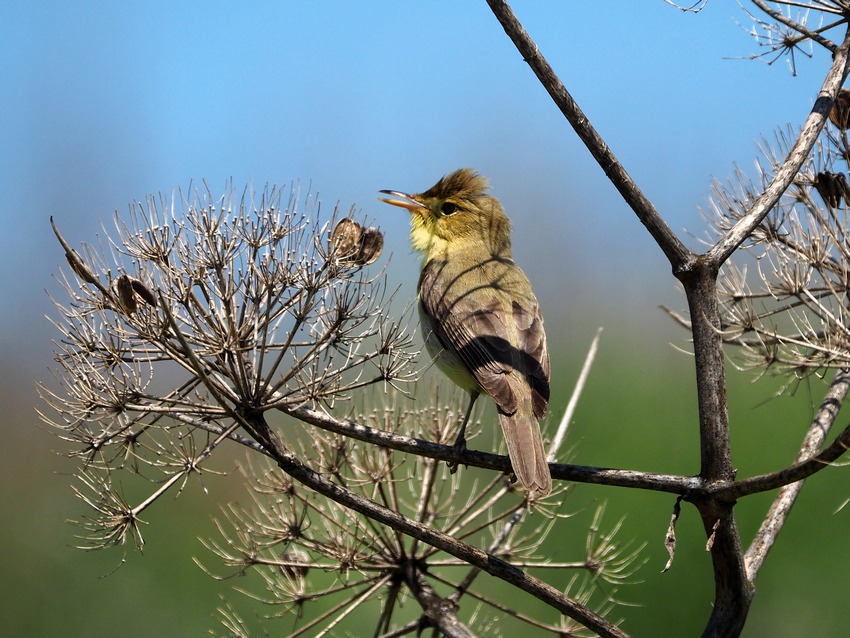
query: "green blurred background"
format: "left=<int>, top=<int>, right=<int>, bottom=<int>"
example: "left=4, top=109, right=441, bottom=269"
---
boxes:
left=4, top=1, right=850, bottom=636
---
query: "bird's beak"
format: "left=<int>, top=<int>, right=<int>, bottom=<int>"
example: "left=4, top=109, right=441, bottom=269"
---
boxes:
left=378, top=190, right=428, bottom=213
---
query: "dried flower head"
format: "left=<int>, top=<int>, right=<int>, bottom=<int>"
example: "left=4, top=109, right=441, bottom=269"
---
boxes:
left=41, top=182, right=631, bottom=636
left=705, top=124, right=850, bottom=379
left=197, top=386, right=642, bottom=636
left=40, top=182, right=418, bottom=549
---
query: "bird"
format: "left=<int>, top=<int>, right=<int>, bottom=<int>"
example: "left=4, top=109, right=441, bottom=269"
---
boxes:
left=379, top=168, right=552, bottom=496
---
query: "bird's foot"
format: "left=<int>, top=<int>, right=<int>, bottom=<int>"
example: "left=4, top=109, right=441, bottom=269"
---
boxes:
left=447, top=436, right=467, bottom=475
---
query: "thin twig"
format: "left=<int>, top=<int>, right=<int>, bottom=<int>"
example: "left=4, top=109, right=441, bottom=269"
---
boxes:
left=743, top=368, right=850, bottom=579
left=548, top=327, right=602, bottom=461
left=750, top=0, right=839, bottom=52
left=713, top=402, right=850, bottom=501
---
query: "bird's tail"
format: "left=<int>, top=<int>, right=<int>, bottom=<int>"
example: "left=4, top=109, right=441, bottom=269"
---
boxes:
left=498, top=403, right=552, bottom=496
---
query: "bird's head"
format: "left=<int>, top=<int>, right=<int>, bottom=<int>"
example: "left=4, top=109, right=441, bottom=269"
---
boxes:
left=379, top=168, right=512, bottom=258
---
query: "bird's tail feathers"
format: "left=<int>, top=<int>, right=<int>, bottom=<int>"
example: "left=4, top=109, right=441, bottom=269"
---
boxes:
left=498, top=403, right=552, bottom=497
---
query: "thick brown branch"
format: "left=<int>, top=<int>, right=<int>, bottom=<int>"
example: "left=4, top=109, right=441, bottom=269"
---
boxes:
left=485, top=0, right=692, bottom=270
left=681, top=262, right=752, bottom=638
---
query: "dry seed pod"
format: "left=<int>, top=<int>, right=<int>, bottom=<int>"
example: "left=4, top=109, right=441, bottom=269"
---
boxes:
left=330, top=218, right=364, bottom=264
left=50, top=216, right=100, bottom=285
left=65, top=247, right=100, bottom=285
left=111, top=274, right=157, bottom=315
left=130, top=278, right=157, bottom=308
left=357, top=226, right=384, bottom=265
left=330, top=218, right=384, bottom=267
left=112, top=274, right=138, bottom=315
left=829, top=89, right=850, bottom=131
left=814, top=171, right=850, bottom=207
left=836, top=173, right=850, bottom=206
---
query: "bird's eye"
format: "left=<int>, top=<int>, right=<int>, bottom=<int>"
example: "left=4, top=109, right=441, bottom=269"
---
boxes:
left=441, top=202, right=458, bottom=216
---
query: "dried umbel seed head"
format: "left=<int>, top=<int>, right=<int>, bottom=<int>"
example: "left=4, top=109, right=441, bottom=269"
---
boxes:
left=131, top=278, right=157, bottom=308
left=829, top=89, right=850, bottom=131
left=113, top=274, right=138, bottom=314
left=330, top=219, right=384, bottom=267
left=814, top=171, right=850, bottom=208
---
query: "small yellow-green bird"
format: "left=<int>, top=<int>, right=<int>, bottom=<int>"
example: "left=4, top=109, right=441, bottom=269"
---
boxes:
left=380, top=168, right=552, bottom=496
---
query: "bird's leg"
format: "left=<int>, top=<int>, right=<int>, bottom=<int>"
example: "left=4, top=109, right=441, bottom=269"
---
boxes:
left=448, top=391, right=478, bottom=474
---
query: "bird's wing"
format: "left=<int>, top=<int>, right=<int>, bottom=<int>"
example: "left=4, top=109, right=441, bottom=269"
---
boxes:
left=508, top=297, right=550, bottom=419
left=419, top=258, right=549, bottom=418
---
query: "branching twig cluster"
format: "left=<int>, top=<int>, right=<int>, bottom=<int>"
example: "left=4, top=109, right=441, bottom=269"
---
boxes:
left=708, top=97, right=850, bottom=380
left=40, top=183, right=417, bottom=550
left=199, top=388, right=643, bottom=637
left=485, top=0, right=850, bottom=636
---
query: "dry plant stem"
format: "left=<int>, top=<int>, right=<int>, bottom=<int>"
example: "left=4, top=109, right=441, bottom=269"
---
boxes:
left=485, top=0, right=691, bottom=269
left=743, top=368, right=850, bottom=580
left=403, top=562, right=475, bottom=638
left=681, top=263, right=751, bottom=638
left=548, top=326, right=602, bottom=461
left=286, top=403, right=700, bottom=494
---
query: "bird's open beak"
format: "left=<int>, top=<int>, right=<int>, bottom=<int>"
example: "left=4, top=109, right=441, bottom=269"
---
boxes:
left=378, top=190, right=428, bottom=212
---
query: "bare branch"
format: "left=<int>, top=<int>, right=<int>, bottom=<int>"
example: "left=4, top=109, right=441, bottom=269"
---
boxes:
left=712, top=398, right=850, bottom=501
left=285, top=403, right=700, bottom=495
left=485, top=0, right=692, bottom=270
left=744, top=368, right=850, bottom=579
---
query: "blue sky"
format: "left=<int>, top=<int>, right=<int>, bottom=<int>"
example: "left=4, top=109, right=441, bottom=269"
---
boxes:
left=0, top=1, right=834, bottom=375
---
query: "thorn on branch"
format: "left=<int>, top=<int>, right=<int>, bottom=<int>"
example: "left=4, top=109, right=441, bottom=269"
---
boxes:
left=705, top=518, right=720, bottom=553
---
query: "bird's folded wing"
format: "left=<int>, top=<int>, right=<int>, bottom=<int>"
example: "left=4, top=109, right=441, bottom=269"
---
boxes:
left=419, top=261, right=549, bottom=417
